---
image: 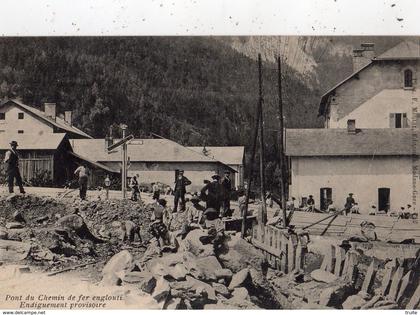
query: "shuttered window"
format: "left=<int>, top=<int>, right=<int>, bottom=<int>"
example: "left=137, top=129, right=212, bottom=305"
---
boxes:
left=390, top=112, right=408, bottom=128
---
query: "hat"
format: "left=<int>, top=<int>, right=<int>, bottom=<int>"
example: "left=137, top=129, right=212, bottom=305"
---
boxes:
left=407, top=204, right=412, bottom=208
left=371, top=205, right=376, bottom=208
left=224, top=170, right=230, bottom=174
left=338, top=240, right=351, bottom=249
left=309, top=195, right=313, bottom=198
left=211, top=174, right=221, bottom=180
left=179, top=170, right=184, bottom=174
left=349, top=193, right=353, bottom=195
left=10, top=141, right=18, bottom=146
left=190, top=195, right=200, bottom=203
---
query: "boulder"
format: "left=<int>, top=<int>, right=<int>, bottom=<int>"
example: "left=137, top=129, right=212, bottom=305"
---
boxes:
left=164, top=297, right=183, bottom=310
left=0, top=228, right=8, bottom=240
left=310, top=269, right=338, bottom=284
left=169, top=264, right=188, bottom=281
left=319, top=283, right=355, bottom=308
left=214, top=268, right=233, bottom=280
left=123, top=271, right=153, bottom=284
left=5, top=222, right=24, bottom=229
left=56, top=214, right=85, bottom=231
left=179, top=229, right=215, bottom=258
left=170, top=276, right=217, bottom=302
left=231, top=287, right=250, bottom=301
left=218, top=234, right=265, bottom=272
left=183, top=254, right=222, bottom=282
left=100, top=272, right=122, bottom=286
left=140, top=275, right=157, bottom=294
left=212, top=282, right=230, bottom=297
left=6, top=228, right=34, bottom=241
left=152, top=277, right=171, bottom=301
left=102, top=250, right=134, bottom=279
left=228, top=268, right=250, bottom=290
left=0, top=239, right=31, bottom=261
left=342, top=294, right=368, bottom=309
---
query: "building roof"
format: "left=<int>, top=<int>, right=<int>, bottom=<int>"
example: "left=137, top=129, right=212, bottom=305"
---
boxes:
left=68, top=151, right=118, bottom=173
left=376, top=40, right=420, bottom=60
left=1, top=99, right=92, bottom=139
left=70, top=138, right=236, bottom=171
left=0, top=133, right=67, bottom=150
left=318, top=40, right=420, bottom=116
left=286, top=128, right=418, bottom=157
left=188, top=146, right=244, bottom=165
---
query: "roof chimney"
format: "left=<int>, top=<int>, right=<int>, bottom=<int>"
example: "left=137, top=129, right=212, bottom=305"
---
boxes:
left=352, top=43, right=375, bottom=72
left=64, top=111, right=72, bottom=125
left=347, top=119, right=356, bottom=133
left=105, top=135, right=113, bottom=151
left=44, top=103, right=56, bottom=120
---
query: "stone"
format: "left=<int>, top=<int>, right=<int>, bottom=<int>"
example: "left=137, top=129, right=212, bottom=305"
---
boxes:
left=214, top=268, right=233, bottom=280
left=148, top=261, right=170, bottom=277
left=319, top=283, right=354, bottom=308
left=0, top=239, right=31, bottom=261
left=191, top=255, right=222, bottom=282
left=123, top=271, right=152, bottom=284
left=168, top=264, right=188, bottom=281
left=228, top=268, right=250, bottom=290
left=164, top=297, right=183, bottom=310
left=170, top=276, right=217, bottom=302
left=218, top=234, right=265, bottom=273
left=31, top=248, right=55, bottom=261
left=100, top=272, right=122, bottom=286
left=387, top=266, right=404, bottom=301
left=406, top=281, right=420, bottom=309
left=360, top=295, right=382, bottom=309
left=5, top=222, right=24, bottom=229
left=310, top=269, right=338, bottom=284
left=102, top=250, right=134, bottom=280
left=0, top=228, right=8, bottom=240
left=396, top=270, right=413, bottom=304
left=360, top=258, right=380, bottom=295
left=380, top=258, right=399, bottom=296
left=35, top=215, right=49, bottom=223
left=13, top=210, right=26, bottom=223
left=320, top=244, right=335, bottom=273
left=56, top=214, right=85, bottom=231
left=179, top=229, right=215, bottom=258
left=334, top=246, right=346, bottom=277
left=231, top=287, right=250, bottom=301
left=6, top=228, right=34, bottom=241
left=342, top=294, right=367, bottom=309
left=152, top=277, right=171, bottom=301
left=140, top=275, right=157, bottom=294
left=212, top=282, right=230, bottom=297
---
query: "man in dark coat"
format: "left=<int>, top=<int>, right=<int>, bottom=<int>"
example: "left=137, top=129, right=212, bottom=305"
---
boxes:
left=344, top=193, right=355, bottom=215
left=173, top=170, right=191, bottom=213
left=3, top=141, right=25, bottom=194
left=221, top=171, right=232, bottom=217
left=200, top=174, right=223, bottom=214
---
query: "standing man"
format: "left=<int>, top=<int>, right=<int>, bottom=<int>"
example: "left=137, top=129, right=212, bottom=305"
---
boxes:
left=221, top=171, right=232, bottom=217
left=306, top=195, right=315, bottom=212
left=173, top=170, right=191, bottom=213
left=4, top=141, right=25, bottom=194
left=201, top=173, right=223, bottom=215
left=74, top=163, right=89, bottom=200
left=130, top=174, right=141, bottom=201
left=344, top=193, right=355, bottom=216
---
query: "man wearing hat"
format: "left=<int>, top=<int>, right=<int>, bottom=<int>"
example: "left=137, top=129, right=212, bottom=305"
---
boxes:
left=173, top=170, right=191, bottom=213
left=306, top=195, right=315, bottom=212
left=344, top=193, right=355, bottom=215
left=3, top=141, right=25, bottom=194
left=200, top=173, right=223, bottom=213
left=221, top=170, right=232, bottom=217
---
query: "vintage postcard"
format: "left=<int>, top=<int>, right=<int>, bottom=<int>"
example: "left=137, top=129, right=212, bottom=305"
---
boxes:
left=0, top=0, right=419, bottom=312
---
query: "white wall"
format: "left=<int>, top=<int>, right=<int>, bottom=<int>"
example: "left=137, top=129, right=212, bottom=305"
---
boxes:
left=289, top=156, right=413, bottom=213
left=330, top=89, right=420, bottom=129
left=0, top=104, right=52, bottom=137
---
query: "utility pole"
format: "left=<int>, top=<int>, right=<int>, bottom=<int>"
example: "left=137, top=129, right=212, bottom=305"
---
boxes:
left=277, top=56, right=287, bottom=228
left=242, top=54, right=263, bottom=238
left=258, top=55, right=267, bottom=225
left=120, top=123, right=128, bottom=199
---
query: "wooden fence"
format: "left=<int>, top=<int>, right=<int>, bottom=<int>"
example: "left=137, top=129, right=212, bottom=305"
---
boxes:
left=251, top=223, right=309, bottom=274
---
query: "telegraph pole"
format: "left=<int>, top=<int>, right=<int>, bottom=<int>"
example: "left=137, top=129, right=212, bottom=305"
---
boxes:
left=258, top=55, right=267, bottom=225
left=120, top=124, right=128, bottom=199
left=277, top=56, right=287, bottom=228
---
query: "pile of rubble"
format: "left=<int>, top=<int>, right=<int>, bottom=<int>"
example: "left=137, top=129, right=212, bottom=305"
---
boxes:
left=99, top=226, right=284, bottom=309
left=0, top=194, right=153, bottom=273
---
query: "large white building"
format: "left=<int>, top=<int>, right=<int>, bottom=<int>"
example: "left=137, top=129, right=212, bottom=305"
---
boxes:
left=286, top=40, right=420, bottom=213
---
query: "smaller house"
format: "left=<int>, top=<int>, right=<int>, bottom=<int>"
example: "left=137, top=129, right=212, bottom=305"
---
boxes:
left=188, top=146, right=245, bottom=189
left=70, top=138, right=237, bottom=192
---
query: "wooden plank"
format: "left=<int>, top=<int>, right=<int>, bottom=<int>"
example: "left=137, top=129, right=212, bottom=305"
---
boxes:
left=406, top=282, right=420, bottom=309
left=287, top=234, right=297, bottom=272
left=380, top=259, right=399, bottom=296
left=280, top=234, right=288, bottom=273
left=396, top=270, right=413, bottom=305
left=342, top=250, right=359, bottom=284
left=251, top=238, right=281, bottom=257
left=361, top=258, right=380, bottom=294
left=387, top=266, right=404, bottom=302
left=334, top=246, right=346, bottom=277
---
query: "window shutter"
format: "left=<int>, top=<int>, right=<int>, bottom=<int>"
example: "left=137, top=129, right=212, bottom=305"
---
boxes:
left=416, top=113, right=420, bottom=128
left=403, top=113, right=408, bottom=128
left=389, top=113, right=395, bottom=128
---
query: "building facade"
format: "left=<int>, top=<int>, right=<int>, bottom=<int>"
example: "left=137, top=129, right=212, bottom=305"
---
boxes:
left=286, top=40, right=420, bottom=214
